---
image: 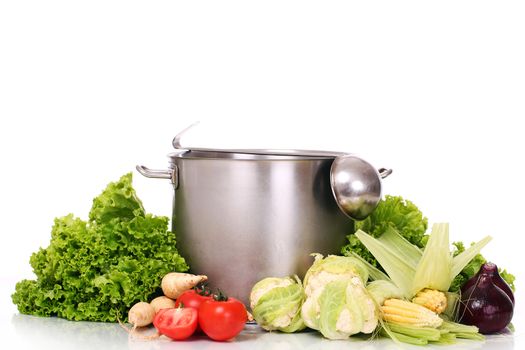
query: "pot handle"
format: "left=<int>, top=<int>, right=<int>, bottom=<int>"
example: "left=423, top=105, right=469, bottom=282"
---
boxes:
left=136, top=165, right=178, bottom=187
left=173, top=121, right=199, bottom=149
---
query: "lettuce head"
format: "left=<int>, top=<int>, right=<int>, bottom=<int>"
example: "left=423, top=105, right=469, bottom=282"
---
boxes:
left=12, top=173, right=188, bottom=322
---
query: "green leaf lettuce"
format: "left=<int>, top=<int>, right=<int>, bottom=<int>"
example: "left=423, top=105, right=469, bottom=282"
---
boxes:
left=12, top=173, right=188, bottom=322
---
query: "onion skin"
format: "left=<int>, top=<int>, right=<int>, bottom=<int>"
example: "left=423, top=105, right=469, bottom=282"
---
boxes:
left=461, top=262, right=514, bottom=304
left=459, top=263, right=514, bottom=334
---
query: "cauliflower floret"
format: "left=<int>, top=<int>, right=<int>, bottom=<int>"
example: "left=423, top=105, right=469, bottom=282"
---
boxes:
left=346, top=277, right=378, bottom=334
left=336, top=308, right=361, bottom=335
left=271, top=305, right=300, bottom=328
left=301, top=284, right=325, bottom=330
left=349, top=276, right=363, bottom=287
left=305, top=271, right=358, bottom=296
left=361, top=298, right=378, bottom=334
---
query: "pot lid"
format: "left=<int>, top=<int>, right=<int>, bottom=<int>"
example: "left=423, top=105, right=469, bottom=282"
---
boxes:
left=172, top=122, right=345, bottom=158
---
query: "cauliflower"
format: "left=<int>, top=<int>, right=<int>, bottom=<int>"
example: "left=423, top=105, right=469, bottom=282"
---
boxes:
left=250, top=276, right=306, bottom=333
left=250, top=277, right=293, bottom=310
left=301, top=254, right=378, bottom=339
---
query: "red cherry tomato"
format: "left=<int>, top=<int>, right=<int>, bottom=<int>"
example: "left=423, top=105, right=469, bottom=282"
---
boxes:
left=153, top=307, right=198, bottom=340
left=175, top=289, right=213, bottom=310
left=198, top=296, right=247, bottom=341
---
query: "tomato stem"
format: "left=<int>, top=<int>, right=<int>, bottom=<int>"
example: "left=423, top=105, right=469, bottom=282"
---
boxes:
left=194, top=281, right=212, bottom=297
left=213, top=289, right=229, bottom=302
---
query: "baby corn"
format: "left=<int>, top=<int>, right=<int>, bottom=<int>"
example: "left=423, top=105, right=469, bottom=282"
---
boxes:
left=381, top=298, right=443, bottom=328
left=412, top=288, right=447, bottom=314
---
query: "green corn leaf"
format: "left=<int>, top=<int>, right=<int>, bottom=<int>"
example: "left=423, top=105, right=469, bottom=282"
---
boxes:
left=348, top=252, right=391, bottom=281
left=378, top=227, right=422, bottom=269
left=355, top=230, right=414, bottom=298
left=412, top=223, right=452, bottom=295
left=451, top=236, right=492, bottom=278
left=387, top=322, right=442, bottom=341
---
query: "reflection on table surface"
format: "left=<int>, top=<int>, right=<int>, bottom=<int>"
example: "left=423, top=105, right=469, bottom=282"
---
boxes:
left=10, top=314, right=515, bottom=350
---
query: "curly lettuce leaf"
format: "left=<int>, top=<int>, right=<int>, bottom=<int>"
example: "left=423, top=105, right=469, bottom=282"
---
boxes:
left=12, top=173, right=188, bottom=322
left=89, top=173, right=145, bottom=223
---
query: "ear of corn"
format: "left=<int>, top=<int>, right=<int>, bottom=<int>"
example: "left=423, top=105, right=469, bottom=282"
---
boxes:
left=412, top=289, right=447, bottom=314
left=381, top=299, right=443, bottom=328
left=353, top=224, right=488, bottom=345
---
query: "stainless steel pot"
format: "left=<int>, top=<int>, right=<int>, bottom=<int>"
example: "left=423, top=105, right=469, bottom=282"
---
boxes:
left=137, top=127, right=391, bottom=306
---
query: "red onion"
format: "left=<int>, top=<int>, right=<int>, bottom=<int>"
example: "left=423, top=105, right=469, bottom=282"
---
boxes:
left=459, top=262, right=514, bottom=334
left=461, top=262, right=514, bottom=304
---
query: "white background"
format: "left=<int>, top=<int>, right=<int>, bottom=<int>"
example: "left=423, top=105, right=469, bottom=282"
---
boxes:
left=1, top=1, right=524, bottom=349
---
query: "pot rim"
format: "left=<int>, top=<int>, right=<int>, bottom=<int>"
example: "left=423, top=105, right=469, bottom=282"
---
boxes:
left=168, top=149, right=347, bottom=161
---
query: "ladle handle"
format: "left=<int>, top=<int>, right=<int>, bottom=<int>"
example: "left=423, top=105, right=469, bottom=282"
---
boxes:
left=378, top=168, right=393, bottom=179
